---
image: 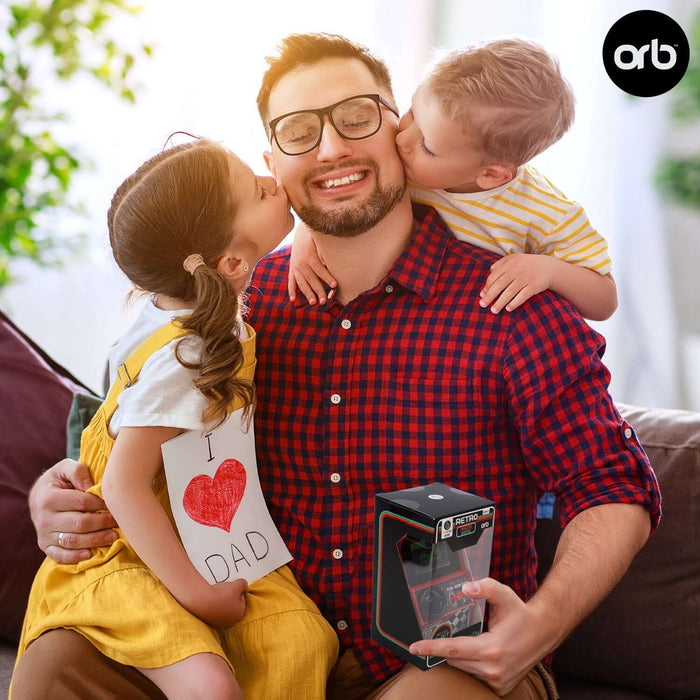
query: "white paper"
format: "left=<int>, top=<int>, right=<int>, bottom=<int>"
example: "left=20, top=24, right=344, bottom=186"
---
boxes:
left=161, top=409, right=292, bottom=585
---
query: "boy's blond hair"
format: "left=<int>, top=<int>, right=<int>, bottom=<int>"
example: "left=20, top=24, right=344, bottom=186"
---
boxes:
left=424, top=38, right=575, bottom=166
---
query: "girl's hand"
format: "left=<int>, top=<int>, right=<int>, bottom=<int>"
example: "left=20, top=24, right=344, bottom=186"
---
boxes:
left=479, top=254, right=555, bottom=313
left=288, top=222, right=337, bottom=305
left=186, top=578, right=248, bottom=628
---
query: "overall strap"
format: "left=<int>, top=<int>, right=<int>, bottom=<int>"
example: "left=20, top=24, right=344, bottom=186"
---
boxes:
left=101, top=321, right=189, bottom=419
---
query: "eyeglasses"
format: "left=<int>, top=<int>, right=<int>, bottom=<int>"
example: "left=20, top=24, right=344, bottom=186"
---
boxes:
left=268, top=93, right=400, bottom=156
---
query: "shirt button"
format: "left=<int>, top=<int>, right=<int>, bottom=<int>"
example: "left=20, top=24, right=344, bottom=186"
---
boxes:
left=337, top=620, right=349, bottom=631
left=330, top=393, right=342, bottom=405
left=332, top=548, right=343, bottom=560
left=385, top=284, right=394, bottom=293
left=330, top=472, right=341, bottom=483
left=624, top=427, right=633, bottom=439
left=341, top=319, right=352, bottom=330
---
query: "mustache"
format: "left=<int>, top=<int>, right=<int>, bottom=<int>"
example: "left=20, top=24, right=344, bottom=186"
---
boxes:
left=302, top=158, right=378, bottom=187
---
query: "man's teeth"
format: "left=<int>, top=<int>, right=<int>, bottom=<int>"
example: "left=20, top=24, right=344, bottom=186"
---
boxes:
left=318, top=172, right=366, bottom=189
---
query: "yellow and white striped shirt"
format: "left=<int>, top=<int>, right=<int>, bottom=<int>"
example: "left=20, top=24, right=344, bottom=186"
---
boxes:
left=408, top=165, right=611, bottom=275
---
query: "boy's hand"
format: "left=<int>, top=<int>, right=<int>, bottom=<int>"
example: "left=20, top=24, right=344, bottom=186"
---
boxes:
left=288, top=222, right=337, bottom=304
left=480, top=254, right=555, bottom=313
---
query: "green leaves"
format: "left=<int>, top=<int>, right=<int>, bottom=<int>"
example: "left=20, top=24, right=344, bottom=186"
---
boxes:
left=0, top=0, right=151, bottom=288
left=656, top=12, right=700, bottom=211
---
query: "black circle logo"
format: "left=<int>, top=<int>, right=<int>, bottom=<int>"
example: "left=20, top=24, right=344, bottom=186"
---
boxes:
left=602, top=10, right=689, bottom=97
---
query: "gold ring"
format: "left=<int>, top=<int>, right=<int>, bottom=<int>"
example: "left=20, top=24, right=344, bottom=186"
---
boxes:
left=58, top=532, right=65, bottom=547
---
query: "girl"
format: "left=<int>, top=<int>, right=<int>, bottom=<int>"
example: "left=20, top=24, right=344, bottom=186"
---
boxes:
left=14, top=139, right=338, bottom=700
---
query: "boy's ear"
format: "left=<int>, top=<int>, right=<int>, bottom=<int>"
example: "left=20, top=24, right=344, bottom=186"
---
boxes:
left=263, top=151, right=277, bottom=178
left=476, top=164, right=516, bottom=190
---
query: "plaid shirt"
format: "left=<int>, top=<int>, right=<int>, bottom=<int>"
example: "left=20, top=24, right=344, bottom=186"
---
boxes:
left=248, top=204, right=661, bottom=685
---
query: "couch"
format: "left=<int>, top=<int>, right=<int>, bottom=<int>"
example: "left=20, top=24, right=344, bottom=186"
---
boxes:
left=1, top=309, right=699, bottom=699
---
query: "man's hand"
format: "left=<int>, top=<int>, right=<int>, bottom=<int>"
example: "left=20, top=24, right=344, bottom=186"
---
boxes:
left=30, top=459, right=118, bottom=564
left=480, top=254, right=555, bottom=314
left=409, top=579, right=553, bottom=697
left=288, top=221, right=337, bottom=304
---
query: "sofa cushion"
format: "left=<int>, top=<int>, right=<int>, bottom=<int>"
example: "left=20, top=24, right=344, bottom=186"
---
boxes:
left=0, top=311, right=93, bottom=643
left=538, top=403, right=700, bottom=700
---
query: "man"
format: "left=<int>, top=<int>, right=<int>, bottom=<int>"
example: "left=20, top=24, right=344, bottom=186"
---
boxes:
left=15, top=33, right=659, bottom=699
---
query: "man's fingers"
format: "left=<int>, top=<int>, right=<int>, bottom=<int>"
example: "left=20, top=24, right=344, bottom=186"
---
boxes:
left=43, top=487, right=110, bottom=516
left=52, top=526, right=117, bottom=550
left=464, top=577, right=518, bottom=607
left=409, top=634, right=483, bottom=660
left=44, top=545, right=93, bottom=565
left=54, top=459, right=95, bottom=491
left=41, top=525, right=118, bottom=557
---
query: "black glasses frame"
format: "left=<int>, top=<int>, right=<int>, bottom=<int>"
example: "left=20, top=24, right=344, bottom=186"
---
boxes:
left=268, top=93, right=400, bottom=156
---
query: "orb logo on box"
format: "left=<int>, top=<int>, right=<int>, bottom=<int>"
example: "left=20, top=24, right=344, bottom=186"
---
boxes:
left=603, top=10, right=689, bottom=97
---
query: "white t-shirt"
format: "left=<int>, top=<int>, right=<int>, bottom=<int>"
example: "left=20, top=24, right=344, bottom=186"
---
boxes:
left=107, top=298, right=205, bottom=437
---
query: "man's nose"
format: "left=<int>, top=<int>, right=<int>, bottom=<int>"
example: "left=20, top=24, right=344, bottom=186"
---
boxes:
left=316, top=115, right=353, bottom=161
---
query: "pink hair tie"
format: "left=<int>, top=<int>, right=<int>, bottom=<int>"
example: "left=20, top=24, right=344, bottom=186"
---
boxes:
left=183, top=253, right=206, bottom=275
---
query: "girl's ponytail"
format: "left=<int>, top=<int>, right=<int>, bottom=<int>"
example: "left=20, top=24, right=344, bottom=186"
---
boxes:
left=176, top=257, right=255, bottom=430
left=108, top=140, right=257, bottom=431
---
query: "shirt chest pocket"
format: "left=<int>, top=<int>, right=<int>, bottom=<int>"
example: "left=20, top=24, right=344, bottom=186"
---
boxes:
left=382, top=371, right=498, bottom=423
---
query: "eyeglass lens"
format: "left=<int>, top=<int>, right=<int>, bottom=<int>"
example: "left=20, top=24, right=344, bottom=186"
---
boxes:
left=275, top=96, right=382, bottom=155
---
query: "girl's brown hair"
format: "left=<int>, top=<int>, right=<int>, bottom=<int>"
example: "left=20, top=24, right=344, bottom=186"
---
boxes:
left=107, top=139, right=255, bottom=429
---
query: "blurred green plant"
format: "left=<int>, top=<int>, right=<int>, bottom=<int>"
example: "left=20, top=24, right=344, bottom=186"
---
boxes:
left=656, top=12, right=700, bottom=210
left=0, top=0, right=152, bottom=288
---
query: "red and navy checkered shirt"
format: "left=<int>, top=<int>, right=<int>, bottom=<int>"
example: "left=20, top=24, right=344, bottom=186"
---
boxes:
left=248, top=204, right=661, bottom=685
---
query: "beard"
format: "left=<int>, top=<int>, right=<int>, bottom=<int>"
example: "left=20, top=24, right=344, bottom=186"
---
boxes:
left=296, top=159, right=406, bottom=237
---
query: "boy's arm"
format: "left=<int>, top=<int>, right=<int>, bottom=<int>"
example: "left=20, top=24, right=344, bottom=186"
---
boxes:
left=480, top=254, right=618, bottom=321
left=288, top=221, right=337, bottom=304
left=102, top=426, right=247, bottom=628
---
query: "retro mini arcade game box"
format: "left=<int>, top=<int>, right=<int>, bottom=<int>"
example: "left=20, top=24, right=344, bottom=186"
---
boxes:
left=372, top=482, right=495, bottom=670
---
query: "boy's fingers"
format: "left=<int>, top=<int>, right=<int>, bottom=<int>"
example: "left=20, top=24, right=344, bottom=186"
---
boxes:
left=490, top=283, right=520, bottom=313
left=504, top=287, right=534, bottom=312
left=480, top=275, right=511, bottom=307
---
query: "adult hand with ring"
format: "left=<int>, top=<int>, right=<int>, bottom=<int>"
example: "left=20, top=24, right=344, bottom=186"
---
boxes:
left=30, top=458, right=118, bottom=564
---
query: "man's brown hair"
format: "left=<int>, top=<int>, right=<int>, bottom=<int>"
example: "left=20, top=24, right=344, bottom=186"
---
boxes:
left=257, top=32, right=394, bottom=127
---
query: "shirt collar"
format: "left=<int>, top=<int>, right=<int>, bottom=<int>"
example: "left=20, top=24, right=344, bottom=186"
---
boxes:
left=384, top=203, right=450, bottom=302
left=291, top=203, right=450, bottom=309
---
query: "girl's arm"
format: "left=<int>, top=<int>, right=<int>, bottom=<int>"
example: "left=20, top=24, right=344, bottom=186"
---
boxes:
left=288, top=221, right=337, bottom=304
left=101, top=426, right=247, bottom=628
left=479, top=254, right=618, bottom=321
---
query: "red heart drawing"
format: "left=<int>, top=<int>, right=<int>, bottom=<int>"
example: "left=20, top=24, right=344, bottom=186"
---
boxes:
left=182, top=458, right=247, bottom=532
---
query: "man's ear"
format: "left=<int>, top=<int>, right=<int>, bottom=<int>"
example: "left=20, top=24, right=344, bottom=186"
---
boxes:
left=475, top=164, right=516, bottom=190
left=263, top=151, right=277, bottom=179
left=216, top=253, right=250, bottom=284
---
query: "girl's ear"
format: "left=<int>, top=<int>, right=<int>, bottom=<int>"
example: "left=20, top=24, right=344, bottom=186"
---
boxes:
left=216, top=253, right=250, bottom=284
left=263, top=151, right=277, bottom=179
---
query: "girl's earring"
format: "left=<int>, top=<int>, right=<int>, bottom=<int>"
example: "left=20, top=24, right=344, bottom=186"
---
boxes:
left=243, top=263, right=250, bottom=272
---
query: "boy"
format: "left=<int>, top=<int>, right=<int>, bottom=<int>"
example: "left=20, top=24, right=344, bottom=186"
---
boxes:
left=289, top=38, right=617, bottom=321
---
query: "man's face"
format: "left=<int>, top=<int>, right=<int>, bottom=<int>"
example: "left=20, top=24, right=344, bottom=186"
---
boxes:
left=264, top=58, right=406, bottom=237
